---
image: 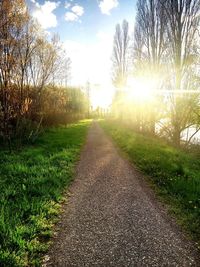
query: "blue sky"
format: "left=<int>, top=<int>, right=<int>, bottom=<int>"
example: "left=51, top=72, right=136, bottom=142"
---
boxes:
left=27, top=0, right=136, bottom=88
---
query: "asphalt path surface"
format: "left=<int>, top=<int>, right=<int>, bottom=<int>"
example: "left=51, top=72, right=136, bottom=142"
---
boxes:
left=45, top=122, right=200, bottom=267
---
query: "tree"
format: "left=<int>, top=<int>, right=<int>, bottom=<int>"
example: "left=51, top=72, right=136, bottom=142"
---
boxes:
left=0, top=1, right=73, bottom=146
left=112, top=20, right=130, bottom=88
left=0, top=0, right=29, bottom=146
left=50, top=39, right=72, bottom=87
left=133, top=0, right=167, bottom=134
left=111, top=20, right=130, bottom=121
left=164, top=0, right=200, bottom=146
left=134, top=0, right=166, bottom=67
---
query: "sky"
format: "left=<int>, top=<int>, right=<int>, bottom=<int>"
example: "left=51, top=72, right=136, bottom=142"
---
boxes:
left=27, top=0, right=137, bottom=107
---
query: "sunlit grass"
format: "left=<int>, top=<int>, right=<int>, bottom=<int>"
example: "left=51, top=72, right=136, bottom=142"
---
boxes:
left=0, top=120, right=91, bottom=267
left=101, top=120, right=200, bottom=245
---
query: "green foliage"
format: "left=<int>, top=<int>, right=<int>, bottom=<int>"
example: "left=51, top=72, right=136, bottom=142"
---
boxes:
left=101, top=120, right=200, bottom=244
left=0, top=120, right=91, bottom=266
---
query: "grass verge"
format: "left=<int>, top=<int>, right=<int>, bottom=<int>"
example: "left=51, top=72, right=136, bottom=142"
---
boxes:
left=100, top=120, right=200, bottom=246
left=0, top=120, right=91, bottom=267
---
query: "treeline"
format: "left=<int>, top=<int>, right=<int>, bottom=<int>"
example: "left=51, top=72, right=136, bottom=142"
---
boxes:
left=112, top=0, right=200, bottom=146
left=0, top=0, right=88, bottom=147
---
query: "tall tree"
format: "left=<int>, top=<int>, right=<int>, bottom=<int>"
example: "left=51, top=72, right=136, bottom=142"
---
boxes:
left=111, top=20, right=130, bottom=121
left=112, top=20, right=130, bottom=88
left=164, top=0, right=200, bottom=146
left=133, top=0, right=167, bottom=134
left=0, top=0, right=29, bottom=145
left=134, top=0, right=166, bottom=68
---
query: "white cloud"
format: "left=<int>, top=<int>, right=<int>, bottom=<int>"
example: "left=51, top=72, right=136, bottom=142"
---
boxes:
left=65, top=12, right=78, bottom=22
left=65, top=1, right=71, bottom=9
left=30, top=0, right=40, bottom=8
left=63, top=31, right=115, bottom=107
left=98, top=0, right=119, bottom=15
left=63, top=31, right=113, bottom=86
left=71, top=5, right=84, bottom=16
left=96, top=30, right=111, bottom=41
left=65, top=4, right=84, bottom=22
left=32, top=1, right=60, bottom=29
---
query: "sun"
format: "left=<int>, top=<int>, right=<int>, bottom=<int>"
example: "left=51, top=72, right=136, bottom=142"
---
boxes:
left=126, top=76, right=158, bottom=102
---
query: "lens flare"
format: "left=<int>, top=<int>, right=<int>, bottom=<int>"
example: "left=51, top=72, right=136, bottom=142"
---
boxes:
left=126, top=76, right=158, bottom=102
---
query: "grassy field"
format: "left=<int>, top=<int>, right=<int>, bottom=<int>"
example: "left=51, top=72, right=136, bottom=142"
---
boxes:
left=101, top=120, right=200, bottom=246
left=0, top=120, right=91, bottom=267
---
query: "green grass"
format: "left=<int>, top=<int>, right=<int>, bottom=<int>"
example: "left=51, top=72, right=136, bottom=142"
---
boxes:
left=101, top=120, right=200, bottom=245
left=0, top=120, right=91, bottom=267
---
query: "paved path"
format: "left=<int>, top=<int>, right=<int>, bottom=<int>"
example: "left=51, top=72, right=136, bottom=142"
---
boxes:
left=46, top=122, right=200, bottom=267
